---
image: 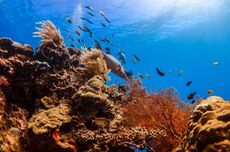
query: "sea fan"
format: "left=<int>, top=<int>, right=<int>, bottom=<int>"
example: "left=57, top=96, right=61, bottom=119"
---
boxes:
left=80, top=48, right=108, bottom=80
left=33, top=20, right=65, bottom=48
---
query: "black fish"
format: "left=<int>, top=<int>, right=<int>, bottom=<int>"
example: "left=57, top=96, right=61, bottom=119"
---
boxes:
left=62, top=28, right=70, bottom=32
left=126, top=71, right=133, bottom=78
left=133, top=54, right=140, bottom=62
left=191, top=100, right=196, bottom=104
left=101, top=23, right=106, bottom=27
left=77, top=25, right=87, bottom=32
left=103, top=16, right=111, bottom=23
left=80, top=17, right=93, bottom=24
left=70, top=44, right=74, bottom=48
left=99, top=10, right=105, bottom=16
left=77, top=39, right=81, bottom=43
left=95, top=39, right=102, bottom=50
left=103, top=36, right=112, bottom=45
left=138, top=73, right=144, bottom=79
left=101, top=39, right=105, bottom=42
left=75, top=30, right=80, bottom=36
left=186, top=81, right=192, bottom=86
left=85, top=6, right=94, bottom=11
left=156, top=68, right=165, bottom=76
left=105, top=47, right=110, bottom=51
left=87, top=12, right=94, bottom=17
left=81, top=39, right=84, bottom=43
left=83, top=26, right=93, bottom=38
left=187, top=91, right=197, bottom=100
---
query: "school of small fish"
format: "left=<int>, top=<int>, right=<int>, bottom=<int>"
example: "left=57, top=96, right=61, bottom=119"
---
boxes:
left=63, top=4, right=218, bottom=104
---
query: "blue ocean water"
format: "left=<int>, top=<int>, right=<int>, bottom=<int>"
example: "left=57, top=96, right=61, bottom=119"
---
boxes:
left=1, top=0, right=230, bottom=102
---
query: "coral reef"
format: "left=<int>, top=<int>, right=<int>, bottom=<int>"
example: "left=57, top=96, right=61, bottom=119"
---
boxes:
left=0, top=21, right=168, bottom=152
left=2, top=20, right=228, bottom=152
left=173, top=96, right=230, bottom=152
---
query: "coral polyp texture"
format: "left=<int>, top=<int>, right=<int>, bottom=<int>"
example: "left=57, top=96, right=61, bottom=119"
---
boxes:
left=173, top=96, right=230, bottom=152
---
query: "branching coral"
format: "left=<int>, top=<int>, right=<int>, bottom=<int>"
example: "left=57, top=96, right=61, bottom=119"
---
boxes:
left=72, top=127, right=166, bottom=152
left=80, top=48, right=108, bottom=80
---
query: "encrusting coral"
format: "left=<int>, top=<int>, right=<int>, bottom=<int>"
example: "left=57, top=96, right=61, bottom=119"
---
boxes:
left=173, top=96, right=230, bottom=152
left=28, top=103, right=72, bottom=134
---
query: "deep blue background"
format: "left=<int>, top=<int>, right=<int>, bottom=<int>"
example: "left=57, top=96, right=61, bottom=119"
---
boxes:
left=1, top=0, right=230, bottom=102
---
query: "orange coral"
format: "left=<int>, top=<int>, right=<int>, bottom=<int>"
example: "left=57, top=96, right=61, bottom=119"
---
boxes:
left=52, top=129, right=60, bottom=141
left=122, top=79, right=192, bottom=152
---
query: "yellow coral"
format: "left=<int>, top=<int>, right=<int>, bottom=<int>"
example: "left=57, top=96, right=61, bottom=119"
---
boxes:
left=80, top=48, right=108, bottom=80
left=33, top=20, right=65, bottom=48
left=28, top=103, right=72, bottom=134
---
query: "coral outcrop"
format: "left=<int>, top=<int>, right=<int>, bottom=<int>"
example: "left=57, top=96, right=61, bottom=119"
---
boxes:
left=173, top=96, right=230, bottom=152
left=28, top=103, right=72, bottom=134
left=0, top=21, right=167, bottom=152
left=80, top=48, right=108, bottom=80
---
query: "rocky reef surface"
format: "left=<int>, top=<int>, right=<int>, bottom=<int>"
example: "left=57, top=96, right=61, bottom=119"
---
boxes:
left=0, top=21, right=165, bottom=152
left=174, top=96, right=230, bottom=152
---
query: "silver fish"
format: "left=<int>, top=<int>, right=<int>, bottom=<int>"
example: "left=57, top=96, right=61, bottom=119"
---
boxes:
left=102, top=52, right=127, bottom=80
left=118, top=50, right=126, bottom=65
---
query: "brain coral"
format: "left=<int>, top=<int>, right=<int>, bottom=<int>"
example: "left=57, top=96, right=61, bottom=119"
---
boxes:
left=173, top=96, right=230, bottom=152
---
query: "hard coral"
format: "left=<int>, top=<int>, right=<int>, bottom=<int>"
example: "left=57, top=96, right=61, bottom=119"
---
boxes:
left=173, top=96, right=230, bottom=152
left=72, top=75, right=116, bottom=121
left=0, top=37, right=51, bottom=106
left=28, top=103, right=72, bottom=134
left=80, top=48, right=108, bottom=80
left=0, top=91, right=28, bottom=152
